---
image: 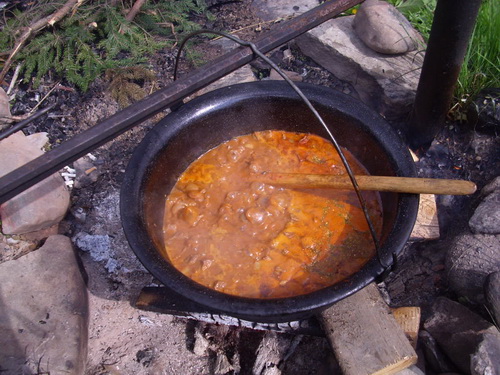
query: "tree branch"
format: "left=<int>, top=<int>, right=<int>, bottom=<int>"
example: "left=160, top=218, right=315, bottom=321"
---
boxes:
left=125, top=0, right=148, bottom=22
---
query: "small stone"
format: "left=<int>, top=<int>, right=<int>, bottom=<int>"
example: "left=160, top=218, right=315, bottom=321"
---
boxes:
left=481, top=176, right=500, bottom=197
left=470, top=331, right=500, bottom=375
left=0, top=132, right=70, bottom=234
left=469, top=189, right=500, bottom=234
left=0, top=235, right=88, bottom=374
left=467, top=88, right=500, bottom=135
left=252, top=0, right=318, bottom=21
left=485, top=272, right=500, bottom=327
left=353, top=0, right=424, bottom=54
left=419, top=330, right=456, bottom=373
left=445, top=233, right=500, bottom=303
left=26, top=132, right=49, bottom=150
left=73, top=156, right=99, bottom=189
left=192, top=327, right=210, bottom=356
left=424, top=297, right=500, bottom=374
left=0, top=86, right=12, bottom=129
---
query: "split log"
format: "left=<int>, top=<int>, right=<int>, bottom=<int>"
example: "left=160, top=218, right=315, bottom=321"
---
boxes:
left=391, top=307, right=421, bottom=349
left=318, top=283, right=417, bottom=375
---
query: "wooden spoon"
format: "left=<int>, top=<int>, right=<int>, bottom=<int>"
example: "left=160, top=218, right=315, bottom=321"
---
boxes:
left=255, top=173, right=477, bottom=195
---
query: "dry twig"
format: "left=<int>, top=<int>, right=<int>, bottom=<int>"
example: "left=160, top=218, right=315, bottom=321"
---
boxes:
left=125, top=0, right=148, bottom=22
left=0, top=0, right=84, bottom=84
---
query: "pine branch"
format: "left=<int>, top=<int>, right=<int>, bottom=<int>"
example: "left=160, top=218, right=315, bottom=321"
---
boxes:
left=0, top=0, right=83, bottom=83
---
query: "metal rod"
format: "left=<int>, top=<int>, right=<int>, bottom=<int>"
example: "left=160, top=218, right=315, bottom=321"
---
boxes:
left=0, top=0, right=362, bottom=204
left=0, top=103, right=57, bottom=141
left=409, top=0, right=482, bottom=150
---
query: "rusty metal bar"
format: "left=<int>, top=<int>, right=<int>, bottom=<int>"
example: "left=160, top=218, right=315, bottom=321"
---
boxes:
left=0, top=0, right=362, bottom=204
left=409, top=0, right=482, bottom=150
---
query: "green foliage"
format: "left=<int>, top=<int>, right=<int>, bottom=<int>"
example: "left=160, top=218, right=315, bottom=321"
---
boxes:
left=136, top=0, right=215, bottom=38
left=105, top=66, right=155, bottom=107
left=455, top=0, right=500, bottom=105
left=388, top=0, right=436, bottom=40
left=0, top=0, right=212, bottom=91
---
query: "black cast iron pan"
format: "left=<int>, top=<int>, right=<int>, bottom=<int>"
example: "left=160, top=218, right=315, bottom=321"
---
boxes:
left=120, top=81, right=419, bottom=323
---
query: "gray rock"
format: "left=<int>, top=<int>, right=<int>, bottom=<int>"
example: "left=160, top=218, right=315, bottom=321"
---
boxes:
left=0, top=235, right=88, bottom=375
left=445, top=233, right=500, bottom=302
left=0, top=87, right=12, bottom=129
left=353, top=0, right=423, bottom=54
left=419, top=330, right=456, bottom=373
left=485, top=272, right=500, bottom=327
left=252, top=0, right=318, bottom=21
left=467, top=88, right=500, bottom=135
left=469, top=178, right=500, bottom=234
left=481, top=176, right=500, bottom=197
left=73, top=156, right=100, bottom=189
left=0, top=132, right=70, bottom=234
left=424, top=297, right=500, bottom=374
left=470, top=331, right=500, bottom=375
left=295, top=16, right=424, bottom=120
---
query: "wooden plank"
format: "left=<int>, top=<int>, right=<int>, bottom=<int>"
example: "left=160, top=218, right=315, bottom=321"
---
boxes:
left=409, top=150, right=440, bottom=241
left=410, top=193, right=440, bottom=240
left=318, top=283, right=417, bottom=375
left=391, top=307, right=421, bottom=349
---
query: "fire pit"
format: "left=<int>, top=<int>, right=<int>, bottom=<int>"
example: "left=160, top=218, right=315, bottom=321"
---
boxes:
left=120, top=81, right=419, bottom=322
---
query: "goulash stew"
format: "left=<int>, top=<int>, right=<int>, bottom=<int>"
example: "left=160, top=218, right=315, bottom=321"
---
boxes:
left=162, top=131, right=382, bottom=299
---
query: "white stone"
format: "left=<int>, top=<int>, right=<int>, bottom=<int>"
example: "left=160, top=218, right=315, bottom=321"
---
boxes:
left=0, top=132, right=70, bottom=234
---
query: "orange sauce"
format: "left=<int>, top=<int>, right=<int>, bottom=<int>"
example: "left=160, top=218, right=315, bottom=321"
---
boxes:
left=162, top=131, right=382, bottom=298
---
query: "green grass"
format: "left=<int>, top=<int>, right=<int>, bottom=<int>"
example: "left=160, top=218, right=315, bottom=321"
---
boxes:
left=455, top=0, right=500, bottom=105
left=388, top=0, right=499, bottom=114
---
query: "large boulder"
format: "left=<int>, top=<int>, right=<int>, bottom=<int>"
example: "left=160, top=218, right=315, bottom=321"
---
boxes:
left=424, top=297, right=500, bottom=375
left=445, top=233, right=500, bottom=303
left=0, top=131, right=70, bottom=234
left=0, top=235, right=88, bottom=374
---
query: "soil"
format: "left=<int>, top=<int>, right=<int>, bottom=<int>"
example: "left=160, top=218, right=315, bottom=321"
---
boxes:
left=2, top=1, right=499, bottom=374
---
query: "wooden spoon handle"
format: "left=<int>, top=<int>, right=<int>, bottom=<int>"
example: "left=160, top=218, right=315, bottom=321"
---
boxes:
left=257, top=173, right=477, bottom=195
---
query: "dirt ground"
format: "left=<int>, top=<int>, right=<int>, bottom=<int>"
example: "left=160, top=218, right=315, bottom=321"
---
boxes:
left=6, top=1, right=500, bottom=374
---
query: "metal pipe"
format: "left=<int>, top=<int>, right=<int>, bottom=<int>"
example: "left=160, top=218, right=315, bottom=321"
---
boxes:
left=408, top=0, right=482, bottom=150
left=0, top=0, right=362, bottom=204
